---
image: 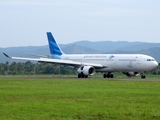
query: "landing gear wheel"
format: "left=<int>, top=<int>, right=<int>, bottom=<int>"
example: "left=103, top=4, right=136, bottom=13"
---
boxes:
left=107, top=74, right=110, bottom=78
left=78, top=74, right=81, bottom=78
left=103, top=74, right=107, bottom=78
left=141, top=74, right=146, bottom=79
left=103, top=73, right=114, bottom=78
left=78, top=73, right=88, bottom=78
left=110, top=74, right=114, bottom=78
left=82, top=74, right=85, bottom=78
left=85, top=75, right=88, bottom=78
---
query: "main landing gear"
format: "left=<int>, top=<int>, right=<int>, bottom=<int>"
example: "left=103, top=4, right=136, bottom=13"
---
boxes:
left=103, top=73, right=114, bottom=78
left=78, top=73, right=88, bottom=78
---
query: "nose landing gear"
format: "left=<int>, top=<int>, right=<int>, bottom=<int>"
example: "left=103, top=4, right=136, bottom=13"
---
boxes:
left=141, top=72, right=146, bottom=79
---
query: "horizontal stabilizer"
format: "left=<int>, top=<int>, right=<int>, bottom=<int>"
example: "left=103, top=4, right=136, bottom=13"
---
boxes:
left=3, top=53, right=11, bottom=58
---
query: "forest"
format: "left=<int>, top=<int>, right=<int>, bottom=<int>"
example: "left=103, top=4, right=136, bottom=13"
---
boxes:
left=0, top=61, right=159, bottom=76
left=0, top=61, right=76, bottom=75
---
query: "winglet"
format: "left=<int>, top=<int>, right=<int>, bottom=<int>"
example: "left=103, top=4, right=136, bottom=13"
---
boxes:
left=3, top=53, right=11, bottom=58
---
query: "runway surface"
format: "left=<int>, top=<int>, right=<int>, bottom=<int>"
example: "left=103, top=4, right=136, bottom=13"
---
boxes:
left=0, top=76, right=160, bottom=81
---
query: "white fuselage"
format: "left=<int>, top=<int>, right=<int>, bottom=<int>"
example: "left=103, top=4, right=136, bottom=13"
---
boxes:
left=60, top=54, right=158, bottom=72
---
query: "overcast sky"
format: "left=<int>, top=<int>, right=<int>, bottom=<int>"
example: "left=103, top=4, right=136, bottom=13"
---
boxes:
left=0, top=0, right=160, bottom=47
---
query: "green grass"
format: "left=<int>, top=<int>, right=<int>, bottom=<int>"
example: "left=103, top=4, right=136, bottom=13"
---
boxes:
left=0, top=78, right=160, bottom=120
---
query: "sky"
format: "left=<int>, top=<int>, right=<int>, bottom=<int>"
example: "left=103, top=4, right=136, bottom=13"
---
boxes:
left=0, top=0, right=160, bottom=47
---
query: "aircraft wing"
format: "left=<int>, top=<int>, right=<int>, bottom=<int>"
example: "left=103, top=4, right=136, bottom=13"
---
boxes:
left=26, top=53, right=48, bottom=58
left=3, top=53, right=103, bottom=68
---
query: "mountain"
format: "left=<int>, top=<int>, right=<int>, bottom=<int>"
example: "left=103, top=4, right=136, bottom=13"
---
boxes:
left=0, top=46, right=49, bottom=63
left=62, top=44, right=101, bottom=54
left=73, top=40, right=160, bottom=53
left=1, top=41, right=160, bottom=63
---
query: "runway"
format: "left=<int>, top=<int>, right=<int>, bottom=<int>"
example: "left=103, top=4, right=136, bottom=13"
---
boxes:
left=0, top=75, right=160, bottom=81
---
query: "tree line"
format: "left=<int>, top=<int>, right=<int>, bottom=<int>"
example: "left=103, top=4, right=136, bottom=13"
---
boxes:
left=0, top=61, right=159, bottom=75
left=0, top=61, right=76, bottom=75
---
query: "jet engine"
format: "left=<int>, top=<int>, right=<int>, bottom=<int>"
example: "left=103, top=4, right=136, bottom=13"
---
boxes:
left=123, top=72, right=140, bottom=77
left=77, top=66, right=96, bottom=76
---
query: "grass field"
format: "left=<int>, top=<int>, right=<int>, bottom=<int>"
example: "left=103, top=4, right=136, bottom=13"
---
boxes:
left=0, top=77, right=160, bottom=120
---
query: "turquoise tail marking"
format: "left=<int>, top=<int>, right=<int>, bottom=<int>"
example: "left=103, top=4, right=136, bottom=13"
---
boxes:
left=47, top=32, right=63, bottom=56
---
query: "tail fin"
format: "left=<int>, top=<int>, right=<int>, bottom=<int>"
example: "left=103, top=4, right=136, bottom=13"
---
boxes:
left=47, top=32, right=64, bottom=58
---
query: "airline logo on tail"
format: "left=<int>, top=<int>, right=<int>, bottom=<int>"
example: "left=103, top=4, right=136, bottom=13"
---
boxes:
left=47, top=32, right=64, bottom=59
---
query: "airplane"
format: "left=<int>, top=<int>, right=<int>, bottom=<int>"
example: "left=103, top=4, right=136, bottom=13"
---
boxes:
left=3, top=32, right=158, bottom=79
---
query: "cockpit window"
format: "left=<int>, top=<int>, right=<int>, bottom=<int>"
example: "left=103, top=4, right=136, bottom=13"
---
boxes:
left=147, top=59, right=155, bottom=61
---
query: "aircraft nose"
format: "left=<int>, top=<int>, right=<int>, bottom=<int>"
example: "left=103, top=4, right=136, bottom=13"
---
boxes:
left=148, top=61, right=158, bottom=70
left=154, top=61, right=158, bottom=68
left=152, top=61, right=158, bottom=69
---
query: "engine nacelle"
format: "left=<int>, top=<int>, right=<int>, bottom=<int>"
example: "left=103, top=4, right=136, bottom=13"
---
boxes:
left=77, top=66, right=96, bottom=76
left=123, top=72, right=140, bottom=77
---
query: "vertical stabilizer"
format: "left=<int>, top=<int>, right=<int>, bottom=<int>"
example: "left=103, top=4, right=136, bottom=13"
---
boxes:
left=47, top=32, right=64, bottom=58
